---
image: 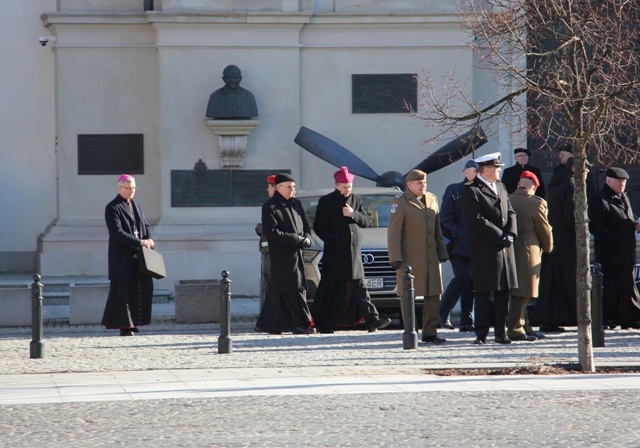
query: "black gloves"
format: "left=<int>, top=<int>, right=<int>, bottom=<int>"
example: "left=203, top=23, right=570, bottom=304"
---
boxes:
left=502, top=233, right=514, bottom=248
left=255, top=223, right=263, bottom=236
left=390, top=261, right=402, bottom=270
left=299, top=236, right=312, bottom=248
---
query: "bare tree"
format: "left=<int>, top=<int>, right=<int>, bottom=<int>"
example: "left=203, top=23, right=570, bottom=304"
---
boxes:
left=417, top=0, right=640, bottom=371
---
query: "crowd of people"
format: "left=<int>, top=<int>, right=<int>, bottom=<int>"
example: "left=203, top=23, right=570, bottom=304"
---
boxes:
left=102, top=146, right=640, bottom=342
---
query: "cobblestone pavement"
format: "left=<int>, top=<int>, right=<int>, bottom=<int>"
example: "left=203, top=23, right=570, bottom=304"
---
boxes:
left=1, top=298, right=639, bottom=446
left=2, top=390, right=640, bottom=447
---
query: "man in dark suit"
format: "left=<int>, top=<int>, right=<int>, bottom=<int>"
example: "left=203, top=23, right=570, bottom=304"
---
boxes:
left=462, top=153, right=518, bottom=345
left=588, top=167, right=640, bottom=329
left=255, top=173, right=316, bottom=334
left=311, top=166, right=391, bottom=333
left=102, top=174, right=155, bottom=336
left=501, top=148, right=546, bottom=198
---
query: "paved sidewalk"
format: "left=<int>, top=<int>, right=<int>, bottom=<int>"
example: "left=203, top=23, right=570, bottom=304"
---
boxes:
left=2, top=297, right=640, bottom=446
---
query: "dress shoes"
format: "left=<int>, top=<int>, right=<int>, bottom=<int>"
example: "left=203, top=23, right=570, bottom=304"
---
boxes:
left=539, top=325, right=565, bottom=333
left=494, top=335, right=512, bottom=344
left=422, top=335, right=446, bottom=344
left=459, top=325, right=475, bottom=332
left=510, top=333, right=537, bottom=342
left=438, top=320, right=454, bottom=330
left=131, top=327, right=140, bottom=334
left=318, top=327, right=335, bottom=334
left=473, top=337, right=486, bottom=345
left=292, top=325, right=317, bottom=335
left=527, top=331, right=545, bottom=339
left=367, top=317, right=392, bottom=332
left=119, top=329, right=135, bottom=336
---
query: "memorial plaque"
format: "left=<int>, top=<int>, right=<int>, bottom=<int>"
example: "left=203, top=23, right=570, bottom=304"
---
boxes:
left=171, top=162, right=291, bottom=207
left=78, top=134, right=144, bottom=175
left=171, top=169, right=231, bottom=207
left=232, top=169, right=291, bottom=206
left=352, top=74, right=417, bottom=114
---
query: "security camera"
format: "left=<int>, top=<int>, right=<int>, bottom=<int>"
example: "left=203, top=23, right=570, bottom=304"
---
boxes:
left=39, top=36, right=55, bottom=47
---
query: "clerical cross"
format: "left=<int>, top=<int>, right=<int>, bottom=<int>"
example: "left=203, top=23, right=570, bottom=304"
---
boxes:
left=134, top=228, right=139, bottom=238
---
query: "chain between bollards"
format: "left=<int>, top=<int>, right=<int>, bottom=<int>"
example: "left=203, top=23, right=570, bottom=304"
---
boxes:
left=591, top=263, right=605, bottom=348
left=401, top=266, right=418, bottom=350
left=218, top=270, right=233, bottom=354
left=30, top=274, right=45, bottom=359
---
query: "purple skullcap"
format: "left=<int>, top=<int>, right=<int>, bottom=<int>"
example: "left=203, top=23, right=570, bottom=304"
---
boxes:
left=118, top=174, right=133, bottom=183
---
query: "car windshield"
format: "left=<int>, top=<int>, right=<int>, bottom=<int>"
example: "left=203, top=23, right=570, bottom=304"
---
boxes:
left=298, top=192, right=396, bottom=229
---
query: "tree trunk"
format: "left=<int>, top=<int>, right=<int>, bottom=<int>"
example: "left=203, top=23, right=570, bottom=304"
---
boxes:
left=574, top=149, right=595, bottom=372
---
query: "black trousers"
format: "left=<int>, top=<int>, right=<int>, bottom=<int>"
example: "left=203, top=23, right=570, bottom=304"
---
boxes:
left=474, top=290, right=509, bottom=339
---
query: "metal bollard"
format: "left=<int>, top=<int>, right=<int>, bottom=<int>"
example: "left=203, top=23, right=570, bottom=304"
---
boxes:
left=30, top=274, right=45, bottom=359
left=218, top=270, right=233, bottom=354
left=591, top=263, right=605, bottom=347
left=401, top=266, right=418, bottom=350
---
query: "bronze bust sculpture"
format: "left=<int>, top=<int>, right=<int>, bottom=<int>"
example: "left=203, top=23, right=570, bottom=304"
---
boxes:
left=206, top=65, right=258, bottom=120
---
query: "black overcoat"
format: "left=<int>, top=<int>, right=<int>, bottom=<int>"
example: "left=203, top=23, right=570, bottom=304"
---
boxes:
left=313, top=189, right=370, bottom=280
left=262, top=191, right=311, bottom=294
left=588, top=184, right=637, bottom=266
left=462, top=177, right=518, bottom=292
left=105, top=195, right=151, bottom=280
left=546, top=167, right=576, bottom=255
left=501, top=163, right=546, bottom=198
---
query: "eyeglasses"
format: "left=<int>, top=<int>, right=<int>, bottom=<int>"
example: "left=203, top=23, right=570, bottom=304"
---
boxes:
left=120, top=186, right=136, bottom=191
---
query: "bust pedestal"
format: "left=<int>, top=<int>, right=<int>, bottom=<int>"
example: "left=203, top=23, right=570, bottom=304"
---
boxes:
left=206, top=119, right=259, bottom=168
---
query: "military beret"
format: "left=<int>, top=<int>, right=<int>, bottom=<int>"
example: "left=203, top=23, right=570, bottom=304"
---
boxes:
left=275, top=173, right=296, bottom=184
left=514, top=148, right=531, bottom=156
left=405, top=169, right=426, bottom=182
left=520, top=170, right=540, bottom=188
left=474, top=152, right=505, bottom=167
left=605, top=167, right=629, bottom=180
left=463, top=159, right=479, bottom=171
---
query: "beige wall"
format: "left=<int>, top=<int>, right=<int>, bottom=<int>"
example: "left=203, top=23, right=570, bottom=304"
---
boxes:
left=2, top=0, right=505, bottom=294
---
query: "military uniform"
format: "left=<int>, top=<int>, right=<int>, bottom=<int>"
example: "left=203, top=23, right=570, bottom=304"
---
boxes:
left=461, top=154, right=518, bottom=343
left=387, top=189, right=448, bottom=339
left=508, top=187, right=553, bottom=339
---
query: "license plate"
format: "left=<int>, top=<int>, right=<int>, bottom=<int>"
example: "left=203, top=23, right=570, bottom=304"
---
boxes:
left=365, top=278, right=384, bottom=289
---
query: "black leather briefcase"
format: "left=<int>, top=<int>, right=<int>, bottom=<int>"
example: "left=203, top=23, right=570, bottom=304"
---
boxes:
left=137, top=246, right=167, bottom=279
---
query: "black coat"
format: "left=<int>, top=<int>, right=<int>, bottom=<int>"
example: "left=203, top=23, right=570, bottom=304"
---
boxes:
left=262, top=191, right=311, bottom=293
left=501, top=163, right=546, bottom=198
left=313, top=189, right=370, bottom=280
left=105, top=195, right=151, bottom=280
left=547, top=167, right=576, bottom=256
left=462, top=177, right=518, bottom=292
left=440, top=180, right=471, bottom=258
left=588, top=184, right=637, bottom=266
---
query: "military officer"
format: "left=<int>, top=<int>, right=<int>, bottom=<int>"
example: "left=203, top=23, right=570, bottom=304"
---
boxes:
left=508, top=171, right=553, bottom=341
left=388, top=169, right=449, bottom=344
left=462, top=152, right=518, bottom=345
left=255, top=175, right=277, bottom=309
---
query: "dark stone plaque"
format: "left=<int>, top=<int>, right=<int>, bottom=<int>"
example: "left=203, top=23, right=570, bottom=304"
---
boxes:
left=78, top=134, right=144, bottom=175
left=352, top=74, right=417, bottom=114
left=171, top=161, right=290, bottom=207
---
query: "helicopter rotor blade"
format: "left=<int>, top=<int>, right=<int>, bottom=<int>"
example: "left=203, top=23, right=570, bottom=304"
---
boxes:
left=294, top=127, right=380, bottom=181
left=410, top=126, right=488, bottom=175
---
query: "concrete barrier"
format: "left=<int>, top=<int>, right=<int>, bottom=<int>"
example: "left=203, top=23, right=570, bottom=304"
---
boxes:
left=0, top=286, right=31, bottom=327
left=69, top=283, right=109, bottom=325
left=175, top=279, right=220, bottom=323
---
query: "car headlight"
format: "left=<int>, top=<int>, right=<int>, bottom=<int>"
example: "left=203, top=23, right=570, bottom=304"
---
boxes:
left=303, top=249, right=321, bottom=263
